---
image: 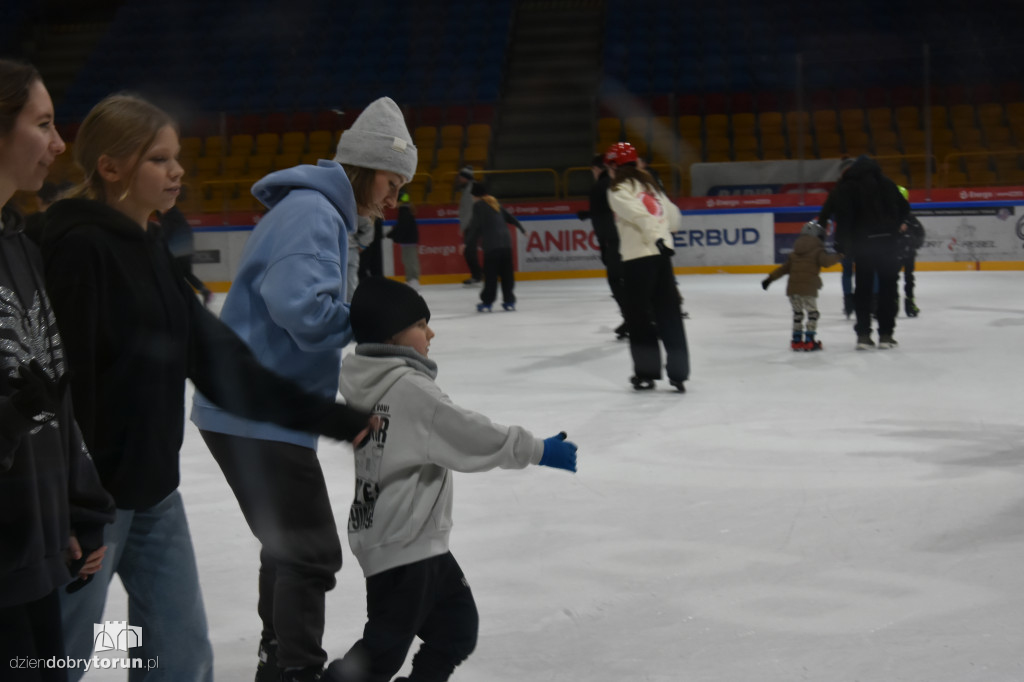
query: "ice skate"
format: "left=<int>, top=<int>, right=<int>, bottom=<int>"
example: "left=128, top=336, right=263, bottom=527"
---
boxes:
left=614, top=322, right=629, bottom=339
left=804, top=332, right=822, bottom=351
left=856, top=334, right=875, bottom=350
left=501, top=302, right=515, bottom=311
left=669, top=379, right=686, bottom=393
left=463, top=277, right=481, bottom=286
left=905, top=297, right=919, bottom=317
left=791, top=333, right=806, bottom=351
left=476, top=302, right=491, bottom=312
left=877, top=334, right=898, bottom=349
left=630, top=376, right=655, bottom=391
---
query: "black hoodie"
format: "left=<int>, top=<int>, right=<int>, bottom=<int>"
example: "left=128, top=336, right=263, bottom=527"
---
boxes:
left=817, top=156, right=910, bottom=255
left=41, top=198, right=369, bottom=510
left=0, top=205, right=115, bottom=607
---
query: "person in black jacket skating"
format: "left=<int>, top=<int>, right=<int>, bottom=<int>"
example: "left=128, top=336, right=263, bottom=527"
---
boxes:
left=817, top=155, right=909, bottom=349
left=39, top=93, right=372, bottom=682
left=0, top=59, right=116, bottom=682
left=578, top=154, right=628, bottom=338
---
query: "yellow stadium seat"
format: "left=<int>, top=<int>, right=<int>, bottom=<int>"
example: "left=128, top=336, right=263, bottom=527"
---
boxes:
left=203, top=136, right=225, bottom=157
left=281, top=131, right=306, bottom=155
left=463, top=145, right=487, bottom=164
left=229, top=134, right=254, bottom=157
left=440, top=125, right=463, bottom=146
left=467, top=124, right=491, bottom=145
left=813, top=110, right=838, bottom=134
left=307, top=130, right=335, bottom=157
left=732, top=113, right=756, bottom=136
left=273, top=153, right=301, bottom=170
left=255, top=133, right=279, bottom=156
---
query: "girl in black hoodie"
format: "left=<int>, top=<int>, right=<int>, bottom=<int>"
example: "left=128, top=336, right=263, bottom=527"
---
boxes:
left=0, top=59, right=115, bottom=682
left=39, top=94, right=371, bottom=682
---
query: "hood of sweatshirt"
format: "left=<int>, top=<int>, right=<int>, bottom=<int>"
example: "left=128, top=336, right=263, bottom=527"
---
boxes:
left=842, top=155, right=882, bottom=182
left=252, top=160, right=358, bottom=233
left=791, top=233, right=824, bottom=256
left=42, top=197, right=148, bottom=250
left=339, top=344, right=438, bottom=412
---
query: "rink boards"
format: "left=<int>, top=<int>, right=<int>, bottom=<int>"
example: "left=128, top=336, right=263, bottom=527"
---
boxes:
left=189, top=189, right=1024, bottom=290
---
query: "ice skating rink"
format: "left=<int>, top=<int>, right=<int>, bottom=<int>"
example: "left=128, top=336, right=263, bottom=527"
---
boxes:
left=87, top=271, right=1023, bottom=681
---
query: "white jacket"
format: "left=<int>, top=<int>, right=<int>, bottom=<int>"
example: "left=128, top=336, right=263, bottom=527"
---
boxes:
left=607, top=178, right=682, bottom=262
left=338, top=344, right=544, bottom=577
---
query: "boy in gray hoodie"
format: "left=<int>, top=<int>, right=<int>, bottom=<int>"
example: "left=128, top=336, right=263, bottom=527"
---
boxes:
left=326, top=278, right=578, bottom=682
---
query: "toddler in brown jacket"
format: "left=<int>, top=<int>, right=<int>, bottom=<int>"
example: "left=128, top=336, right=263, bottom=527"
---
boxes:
left=762, top=221, right=843, bottom=350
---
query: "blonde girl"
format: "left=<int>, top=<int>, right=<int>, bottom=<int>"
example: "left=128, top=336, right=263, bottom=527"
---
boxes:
left=39, top=94, right=370, bottom=682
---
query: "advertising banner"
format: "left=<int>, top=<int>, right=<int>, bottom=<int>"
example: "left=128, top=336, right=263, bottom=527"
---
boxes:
left=915, top=206, right=1024, bottom=262
left=669, top=212, right=775, bottom=267
left=518, top=218, right=603, bottom=272
left=690, top=159, right=844, bottom=197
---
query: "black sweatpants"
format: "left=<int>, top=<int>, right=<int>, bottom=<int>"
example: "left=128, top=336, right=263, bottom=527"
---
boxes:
left=621, top=253, right=689, bottom=383
left=462, top=228, right=481, bottom=280
left=331, top=552, right=478, bottom=682
left=598, top=237, right=627, bottom=319
left=0, top=589, right=67, bottom=681
left=480, top=247, right=515, bottom=306
left=853, top=235, right=901, bottom=337
left=199, top=430, right=342, bottom=670
left=900, top=253, right=917, bottom=299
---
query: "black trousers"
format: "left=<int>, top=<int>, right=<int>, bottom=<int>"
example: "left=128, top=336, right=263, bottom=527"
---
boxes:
left=900, top=253, right=916, bottom=299
left=0, top=589, right=67, bottom=681
left=598, top=238, right=627, bottom=318
left=621, top=253, right=690, bottom=383
left=333, top=552, right=478, bottom=682
left=462, top=228, right=481, bottom=280
left=480, top=247, right=515, bottom=306
left=199, top=430, right=342, bottom=670
left=853, top=235, right=902, bottom=337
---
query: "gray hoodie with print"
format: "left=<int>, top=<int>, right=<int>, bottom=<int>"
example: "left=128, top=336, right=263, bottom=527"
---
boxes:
left=338, top=344, right=544, bottom=577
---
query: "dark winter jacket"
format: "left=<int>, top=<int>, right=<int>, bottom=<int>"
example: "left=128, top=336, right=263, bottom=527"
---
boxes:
left=469, top=197, right=523, bottom=253
left=40, top=198, right=369, bottom=510
left=765, top=233, right=843, bottom=297
left=0, top=205, right=115, bottom=607
left=389, top=204, right=419, bottom=244
left=586, top=171, right=618, bottom=249
left=899, top=213, right=926, bottom=258
left=817, top=156, right=910, bottom=255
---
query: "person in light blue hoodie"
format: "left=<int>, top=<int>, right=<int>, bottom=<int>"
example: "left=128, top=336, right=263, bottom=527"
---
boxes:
left=191, top=97, right=417, bottom=682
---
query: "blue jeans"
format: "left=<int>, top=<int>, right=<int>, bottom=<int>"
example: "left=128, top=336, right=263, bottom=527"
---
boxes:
left=60, top=491, right=214, bottom=682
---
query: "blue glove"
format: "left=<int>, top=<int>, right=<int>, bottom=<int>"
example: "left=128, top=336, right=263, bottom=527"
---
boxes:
left=539, top=432, right=577, bottom=473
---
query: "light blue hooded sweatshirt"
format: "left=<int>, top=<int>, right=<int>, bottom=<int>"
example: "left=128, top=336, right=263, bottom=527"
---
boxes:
left=191, top=160, right=357, bottom=448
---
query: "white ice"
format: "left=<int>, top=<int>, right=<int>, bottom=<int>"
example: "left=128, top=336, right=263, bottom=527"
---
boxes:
left=86, top=271, right=1024, bottom=681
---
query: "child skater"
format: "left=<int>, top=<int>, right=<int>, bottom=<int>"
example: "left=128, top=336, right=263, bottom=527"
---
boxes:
left=762, top=220, right=843, bottom=351
left=325, top=277, right=578, bottom=682
left=470, top=181, right=524, bottom=312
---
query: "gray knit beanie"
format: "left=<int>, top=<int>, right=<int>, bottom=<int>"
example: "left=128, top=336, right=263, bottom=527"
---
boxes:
left=333, top=97, right=417, bottom=183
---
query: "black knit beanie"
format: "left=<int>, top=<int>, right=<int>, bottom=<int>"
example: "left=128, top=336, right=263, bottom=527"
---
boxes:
left=350, top=278, right=431, bottom=344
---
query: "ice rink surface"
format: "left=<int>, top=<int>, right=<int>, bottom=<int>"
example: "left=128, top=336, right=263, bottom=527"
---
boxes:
left=86, top=271, right=1023, bottom=681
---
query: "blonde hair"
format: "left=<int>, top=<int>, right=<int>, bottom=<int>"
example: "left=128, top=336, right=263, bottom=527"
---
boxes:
left=71, top=94, right=176, bottom=203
